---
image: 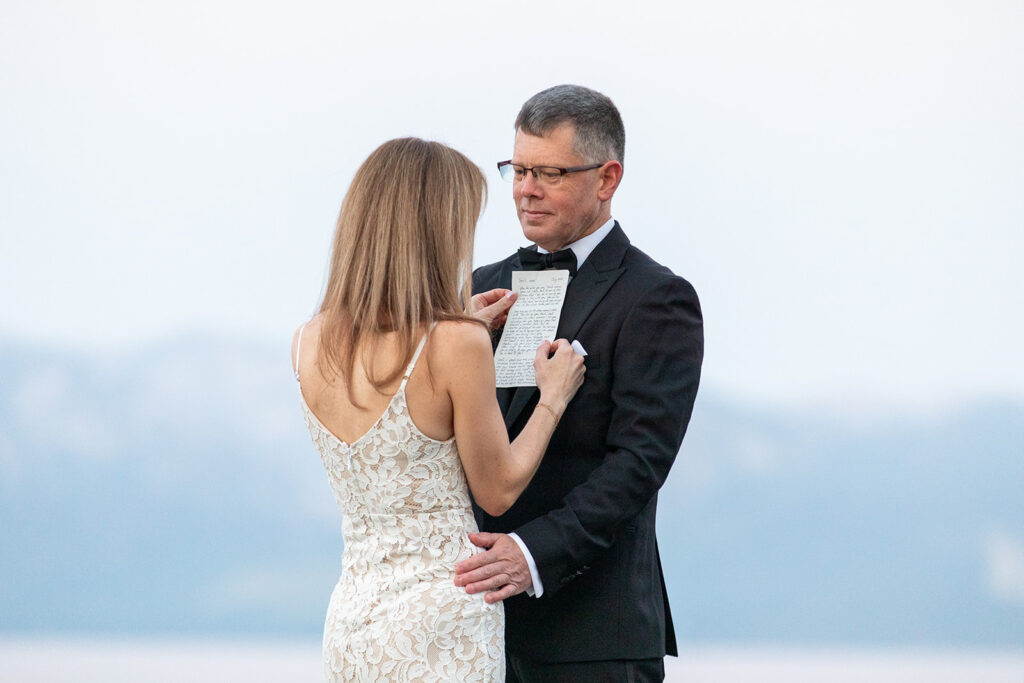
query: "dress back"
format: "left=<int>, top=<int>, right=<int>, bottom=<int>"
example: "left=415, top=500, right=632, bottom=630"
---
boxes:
left=294, top=325, right=504, bottom=682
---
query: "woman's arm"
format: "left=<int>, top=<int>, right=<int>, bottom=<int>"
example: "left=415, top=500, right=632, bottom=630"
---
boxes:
left=436, top=322, right=584, bottom=516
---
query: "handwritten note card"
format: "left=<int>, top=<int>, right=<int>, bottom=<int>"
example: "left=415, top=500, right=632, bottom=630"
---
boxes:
left=494, top=269, right=570, bottom=387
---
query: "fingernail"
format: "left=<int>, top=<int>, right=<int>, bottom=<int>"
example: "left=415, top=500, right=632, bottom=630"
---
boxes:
left=505, top=291, right=515, bottom=299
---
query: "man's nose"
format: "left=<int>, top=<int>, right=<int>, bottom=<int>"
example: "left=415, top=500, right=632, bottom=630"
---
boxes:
left=516, top=171, right=542, bottom=198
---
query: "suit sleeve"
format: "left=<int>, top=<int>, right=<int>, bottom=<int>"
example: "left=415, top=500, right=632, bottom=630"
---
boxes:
left=513, top=275, right=703, bottom=596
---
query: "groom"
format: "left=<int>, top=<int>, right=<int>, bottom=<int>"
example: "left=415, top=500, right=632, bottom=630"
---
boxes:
left=456, top=85, right=704, bottom=681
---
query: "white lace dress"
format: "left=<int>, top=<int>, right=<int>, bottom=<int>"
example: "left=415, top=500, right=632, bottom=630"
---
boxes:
left=295, top=330, right=505, bottom=682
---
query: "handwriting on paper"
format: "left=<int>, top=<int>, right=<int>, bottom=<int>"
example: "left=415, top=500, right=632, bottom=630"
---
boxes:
left=494, top=270, right=570, bottom=387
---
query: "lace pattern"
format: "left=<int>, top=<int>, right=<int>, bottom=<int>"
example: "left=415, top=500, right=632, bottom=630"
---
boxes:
left=302, top=385, right=504, bottom=682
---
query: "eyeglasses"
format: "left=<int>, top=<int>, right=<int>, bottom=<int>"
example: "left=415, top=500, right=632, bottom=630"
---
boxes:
left=496, top=160, right=605, bottom=186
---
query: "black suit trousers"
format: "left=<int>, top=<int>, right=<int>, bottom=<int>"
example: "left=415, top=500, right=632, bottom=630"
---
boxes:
left=507, top=653, right=665, bottom=683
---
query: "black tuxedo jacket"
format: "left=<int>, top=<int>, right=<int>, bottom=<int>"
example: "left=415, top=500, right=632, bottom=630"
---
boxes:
left=471, top=223, right=703, bottom=663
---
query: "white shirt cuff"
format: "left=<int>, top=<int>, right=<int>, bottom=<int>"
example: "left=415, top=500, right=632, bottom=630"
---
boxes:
left=508, top=532, right=544, bottom=598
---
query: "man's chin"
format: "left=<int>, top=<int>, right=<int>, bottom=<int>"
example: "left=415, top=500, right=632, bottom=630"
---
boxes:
left=520, top=220, right=552, bottom=244
left=521, top=229, right=548, bottom=246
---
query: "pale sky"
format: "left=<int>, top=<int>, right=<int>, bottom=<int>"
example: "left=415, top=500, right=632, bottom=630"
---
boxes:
left=2, top=0, right=1022, bottom=409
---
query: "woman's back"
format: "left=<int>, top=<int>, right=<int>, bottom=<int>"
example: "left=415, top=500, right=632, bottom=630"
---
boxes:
left=293, top=317, right=505, bottom=682
left=295, top=316, right=455, bottom=446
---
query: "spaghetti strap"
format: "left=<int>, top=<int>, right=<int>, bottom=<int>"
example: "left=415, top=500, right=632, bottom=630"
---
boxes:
left=398, top=325, right=434, bottom=391
left=293, top=323, right=306, bottom=382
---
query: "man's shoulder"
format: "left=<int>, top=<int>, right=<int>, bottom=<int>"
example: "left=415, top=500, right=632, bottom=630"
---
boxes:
left=473, top=257, right=513, bottom=276
left=475, top=251, right=520, bottom=272
left=472, top=252, right=519, bottom=290
left=619, top=238, right=698, bottom=300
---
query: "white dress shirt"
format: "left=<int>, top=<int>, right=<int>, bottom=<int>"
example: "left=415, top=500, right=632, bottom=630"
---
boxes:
left=508, top=216, right=616, bottom=597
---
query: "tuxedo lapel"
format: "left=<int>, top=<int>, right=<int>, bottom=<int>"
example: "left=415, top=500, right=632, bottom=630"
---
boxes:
left=497, top=386, right=516, bottom=416
left=503, top=224, right=630, bottom=429
left=555, top=250, right=626, bottom=343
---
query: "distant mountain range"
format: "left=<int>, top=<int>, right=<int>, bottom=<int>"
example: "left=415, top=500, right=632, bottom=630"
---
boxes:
left=2, top=338, right=1023, bottom=647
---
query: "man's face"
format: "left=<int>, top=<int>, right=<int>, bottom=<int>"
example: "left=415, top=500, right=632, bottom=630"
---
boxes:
left=511, top=124, right=607, bottom=252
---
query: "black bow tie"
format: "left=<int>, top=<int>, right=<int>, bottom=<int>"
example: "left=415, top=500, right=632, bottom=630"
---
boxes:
left=517, top=247, right=578, bottom=276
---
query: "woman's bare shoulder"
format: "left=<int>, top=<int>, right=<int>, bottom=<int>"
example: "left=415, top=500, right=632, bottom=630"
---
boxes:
left=427, top=320, right=492, bottom=375
left=291, top=315, right=324, bottom=367
left=431, top=319, right=491, bottom=353
left=294, top=313, right=323, bottom=332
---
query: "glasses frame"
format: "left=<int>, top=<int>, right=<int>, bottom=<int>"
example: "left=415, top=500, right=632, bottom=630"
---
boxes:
left=496, top=160, right=606, bottom=184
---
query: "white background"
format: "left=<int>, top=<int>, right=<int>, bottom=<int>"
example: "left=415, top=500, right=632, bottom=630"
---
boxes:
left=2, top=0, right=1022, bottom=409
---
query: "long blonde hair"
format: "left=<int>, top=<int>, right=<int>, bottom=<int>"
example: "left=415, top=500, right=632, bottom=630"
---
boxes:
left=317, top=137, right=487, bottom=393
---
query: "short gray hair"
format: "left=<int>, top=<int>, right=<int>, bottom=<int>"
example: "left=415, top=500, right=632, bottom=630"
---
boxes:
left=514, top=84, right=625, bottom=165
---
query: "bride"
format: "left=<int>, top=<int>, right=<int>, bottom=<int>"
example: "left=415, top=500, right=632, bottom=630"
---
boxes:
left=291, top=137, right=585, bottom=682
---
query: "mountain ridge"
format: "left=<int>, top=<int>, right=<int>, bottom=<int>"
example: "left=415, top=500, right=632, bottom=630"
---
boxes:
left=2, top=338, right=1022, bottom=645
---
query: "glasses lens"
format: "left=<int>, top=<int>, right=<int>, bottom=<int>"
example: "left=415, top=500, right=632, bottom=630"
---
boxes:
left=536, top=167, right=563, bottom=185
left=499, top=163, right=525, bottom=182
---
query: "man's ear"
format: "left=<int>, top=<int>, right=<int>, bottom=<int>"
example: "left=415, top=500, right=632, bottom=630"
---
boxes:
left=597, top=161, right=623, bottom=201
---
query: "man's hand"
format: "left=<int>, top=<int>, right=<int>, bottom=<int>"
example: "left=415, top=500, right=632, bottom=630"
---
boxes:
left=454, top=532, right=532, bottom=604
left=468, top=289, right=516, bottom=329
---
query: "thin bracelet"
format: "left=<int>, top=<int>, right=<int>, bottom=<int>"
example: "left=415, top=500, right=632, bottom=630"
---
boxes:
left=536, top=402, right=560, bottom=422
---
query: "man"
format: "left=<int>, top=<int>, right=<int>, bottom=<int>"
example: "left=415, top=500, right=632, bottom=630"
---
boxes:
left=456, top=84, right=704, bottom=682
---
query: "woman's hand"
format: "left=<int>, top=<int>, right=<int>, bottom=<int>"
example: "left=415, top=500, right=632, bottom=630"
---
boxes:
left=469, top=288, right=517, bottom=329
left=533, top=339, right=586, bottom=418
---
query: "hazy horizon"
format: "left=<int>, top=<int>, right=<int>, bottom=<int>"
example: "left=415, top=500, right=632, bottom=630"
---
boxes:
left=3, top=339, right=1023, bottom=647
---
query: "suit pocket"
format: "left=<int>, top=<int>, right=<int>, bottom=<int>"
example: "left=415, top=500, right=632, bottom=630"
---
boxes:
left=583, top=352, right=602, bottom=370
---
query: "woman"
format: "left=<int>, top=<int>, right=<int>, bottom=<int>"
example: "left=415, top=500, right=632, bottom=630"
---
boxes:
left=291, top=138, right=585, bottom=682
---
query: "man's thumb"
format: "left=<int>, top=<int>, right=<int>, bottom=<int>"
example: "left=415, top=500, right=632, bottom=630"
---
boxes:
left=468, top=531, right=498, bottom=548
